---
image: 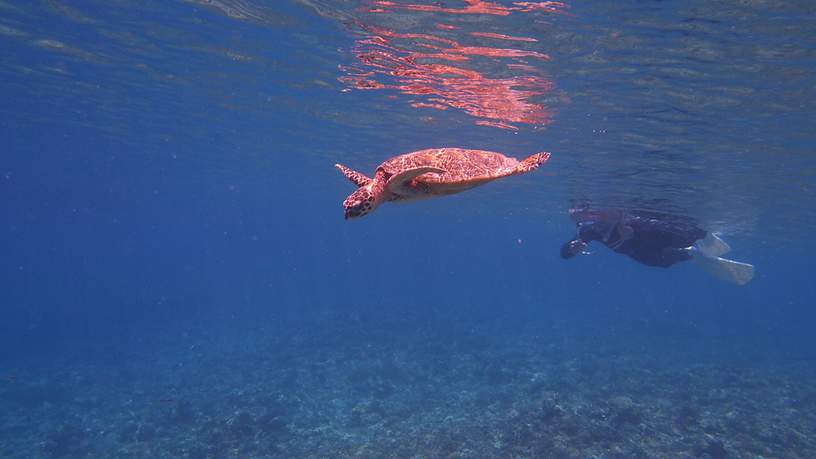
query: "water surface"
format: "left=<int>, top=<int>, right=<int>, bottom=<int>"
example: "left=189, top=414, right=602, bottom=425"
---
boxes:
left=1, top=0, right=815, bottom=457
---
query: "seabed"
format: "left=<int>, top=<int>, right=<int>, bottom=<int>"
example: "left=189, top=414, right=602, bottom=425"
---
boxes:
left=1, top=308, right=814, bottom=458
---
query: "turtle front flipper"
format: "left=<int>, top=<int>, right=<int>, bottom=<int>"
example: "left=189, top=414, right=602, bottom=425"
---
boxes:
left=386, top=166, right=446, bottom=196
left=336, top=164, right=372, bottom=187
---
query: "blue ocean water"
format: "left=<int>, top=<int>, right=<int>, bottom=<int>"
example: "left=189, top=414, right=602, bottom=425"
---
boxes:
left=1, top=0, right=815, bottom=457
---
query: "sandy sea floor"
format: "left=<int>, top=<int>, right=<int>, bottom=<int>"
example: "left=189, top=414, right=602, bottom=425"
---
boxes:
left=2, top=308, right=815, bottom=458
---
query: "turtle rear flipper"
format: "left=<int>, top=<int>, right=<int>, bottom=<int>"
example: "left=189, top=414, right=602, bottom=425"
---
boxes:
left=387, top=166, right=446, bottom=196
left=514, top=152, right=551, bottom=174
left=336, top=164, right=372, bottom=187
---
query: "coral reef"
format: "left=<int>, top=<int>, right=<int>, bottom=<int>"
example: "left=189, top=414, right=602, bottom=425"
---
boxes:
left=1, top=310, right=815, bottom=458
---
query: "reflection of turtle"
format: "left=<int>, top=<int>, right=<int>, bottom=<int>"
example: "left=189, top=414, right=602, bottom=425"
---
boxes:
left=336, top=148, right=550, bottom=219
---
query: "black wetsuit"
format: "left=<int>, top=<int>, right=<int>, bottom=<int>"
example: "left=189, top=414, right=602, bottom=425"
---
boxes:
left=572, top=210, right=707, bottom=267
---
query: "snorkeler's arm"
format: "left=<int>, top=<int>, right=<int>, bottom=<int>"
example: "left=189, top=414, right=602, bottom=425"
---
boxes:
left=607, top=223, right=634, bottom=250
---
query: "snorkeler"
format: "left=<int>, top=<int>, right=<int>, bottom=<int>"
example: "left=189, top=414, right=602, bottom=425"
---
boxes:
left=560, top=208, right=755, bottom=285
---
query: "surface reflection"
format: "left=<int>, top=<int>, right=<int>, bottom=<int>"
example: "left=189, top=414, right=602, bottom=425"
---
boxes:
left=340, top=1, right=568, bottom=130
left=373, top=0, right=566, bottom=15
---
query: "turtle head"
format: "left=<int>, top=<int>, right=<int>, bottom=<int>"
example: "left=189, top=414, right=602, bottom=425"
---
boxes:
left=342, top=168, right=389, bottom=220
left=343, top=187, right=377, bottom=219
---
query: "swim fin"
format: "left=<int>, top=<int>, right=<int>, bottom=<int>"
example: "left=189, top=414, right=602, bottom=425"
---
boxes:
left=694, top=232, right=731, bottom=257
left=691, top=251, right=755, bottom=285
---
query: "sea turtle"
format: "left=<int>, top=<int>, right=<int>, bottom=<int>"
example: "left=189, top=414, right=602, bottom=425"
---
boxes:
left=336, top=147, right=550, bottom=219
